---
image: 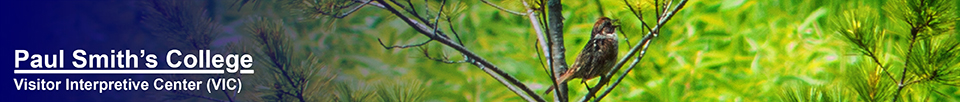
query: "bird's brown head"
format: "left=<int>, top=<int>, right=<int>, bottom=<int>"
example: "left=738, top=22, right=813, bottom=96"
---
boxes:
left=592, top=17, right=619, bottom=39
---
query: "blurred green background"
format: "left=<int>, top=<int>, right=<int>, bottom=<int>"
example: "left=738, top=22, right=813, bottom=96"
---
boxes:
left=199, top=0, right=960, bottom=101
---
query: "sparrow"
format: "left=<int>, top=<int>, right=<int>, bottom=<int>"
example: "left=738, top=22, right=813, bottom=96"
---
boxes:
left=545, top=17, right=619, bottom=94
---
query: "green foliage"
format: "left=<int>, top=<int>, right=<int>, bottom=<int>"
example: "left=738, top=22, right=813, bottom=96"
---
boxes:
left=141, top=0, right=221, bottom=49
left=778, top=84, right=842, bottom=102
left=242, top=17, right=330, bottom=102
left=375, top=79, right=429, bottom=102
left=816, top=0, right=960, bottom=101
left=146, top=0, right=960, bottom=101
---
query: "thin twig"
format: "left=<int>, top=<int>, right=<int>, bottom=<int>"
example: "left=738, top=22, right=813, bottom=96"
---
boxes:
left=865, top=52, right=899, bottom=82
left=655, top=0, right=661, bottom=21
left=528, top=0, right=564, bottom=100
left=353, top=0, right=385, bottom=8
left=380, top=1, right=467, bottom=64
left=432, top=0, right=446, bottom=33
left=446, top=16, right=465, bottom=46
left=535, top=39, right=550, bottom=74
left=481, top=0, right=527, bottom=15
left=404, top=0, right=428, bottom=23
left=622, top=0, right=655, bottom=35
left=378, top=38, right=432, bottom=49
left=372, top=0, right=545, bottom=101
left=326, top=0, right=371, bottom=18
left=418, top=47, right=469, bottom=64
left=617, top=25, right=633, bottom=47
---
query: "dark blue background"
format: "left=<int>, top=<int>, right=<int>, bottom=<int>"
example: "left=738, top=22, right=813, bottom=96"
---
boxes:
left=3, top=1, right=215, bottom=101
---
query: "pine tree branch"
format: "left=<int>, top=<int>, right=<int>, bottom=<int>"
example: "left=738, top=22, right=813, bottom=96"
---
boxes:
left=891, top=1, right=945, bottom=100
left=892, top=33, right=919, bottom=102
left=864, top=51, right=899, bottom=82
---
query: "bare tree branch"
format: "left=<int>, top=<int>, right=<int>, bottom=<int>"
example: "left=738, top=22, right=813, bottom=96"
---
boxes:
left=367, top=0, right=546, bottom=101
left=377, top=1, right=467, bottom=64
left=378, top=38, right=431, bottom=49
left=545, top=0, right=570, bottom=101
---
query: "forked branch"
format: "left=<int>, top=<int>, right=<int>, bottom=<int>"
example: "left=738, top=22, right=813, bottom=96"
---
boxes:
left=361, top=0, right=547, bottom=101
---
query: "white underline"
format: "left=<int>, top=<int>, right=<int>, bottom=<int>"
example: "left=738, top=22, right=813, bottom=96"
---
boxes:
left=13, top=70, right=254, bottom=74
